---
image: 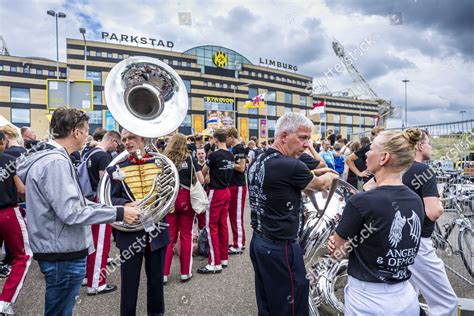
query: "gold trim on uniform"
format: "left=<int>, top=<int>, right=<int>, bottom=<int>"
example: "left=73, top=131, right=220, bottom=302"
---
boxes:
left=122, top=163, right=162, bottom=201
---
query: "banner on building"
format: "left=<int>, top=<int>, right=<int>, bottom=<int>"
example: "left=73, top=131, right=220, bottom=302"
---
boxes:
left=259, top=118, right=267, bottom=139
left=240, top=118, right=248, bottom=140
left=193, top=115, right=204, bottom=133
left=203, top=96, right=234, bottom=111
left=105, top=111, right=116, bottom=130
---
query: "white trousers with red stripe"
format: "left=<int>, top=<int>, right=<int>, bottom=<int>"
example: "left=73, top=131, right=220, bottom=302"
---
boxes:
left=86, top=223, right=112, bottom=289
left=229, top=185, right=247, bottom=249
left=0, top=206, right=32, bottom=304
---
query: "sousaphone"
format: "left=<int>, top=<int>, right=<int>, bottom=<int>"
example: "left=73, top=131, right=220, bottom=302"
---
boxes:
left=98, top=56, right=188, bottom=231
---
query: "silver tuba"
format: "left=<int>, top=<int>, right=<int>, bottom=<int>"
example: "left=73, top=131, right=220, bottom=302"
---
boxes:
left=299, top=180, right=358, bottom=315
left=98, top=56, right=188, bottom=232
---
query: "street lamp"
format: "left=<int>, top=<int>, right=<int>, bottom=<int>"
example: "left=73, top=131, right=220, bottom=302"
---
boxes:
left=79, top=27, right=87, bottom=79
left=460, top=110, right=466, bottom=122
left=47, top=10, right=66, bottom=79
left=402, top=79, right=409, bottom=129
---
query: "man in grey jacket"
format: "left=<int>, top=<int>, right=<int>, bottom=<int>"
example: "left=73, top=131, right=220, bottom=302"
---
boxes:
left=16, top=108, right=140, bottom=316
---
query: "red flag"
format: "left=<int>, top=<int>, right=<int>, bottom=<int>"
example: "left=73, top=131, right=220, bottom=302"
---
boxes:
left=310, top=100, right=325, bottom=115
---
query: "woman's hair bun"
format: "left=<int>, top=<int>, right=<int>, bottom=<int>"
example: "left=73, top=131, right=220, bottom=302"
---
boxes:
left=402, top=128, right=422, bottom=146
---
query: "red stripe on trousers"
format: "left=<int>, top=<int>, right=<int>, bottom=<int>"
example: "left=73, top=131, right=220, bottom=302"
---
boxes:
left=228, top=185, right=247, bottom=249
left=164, top=188, right=195, bottom=276
left=0, top=206, right=31, bottom=303
left=86, top=224, right=112, bottom=288
left=207, top=188, right=230, bottom=266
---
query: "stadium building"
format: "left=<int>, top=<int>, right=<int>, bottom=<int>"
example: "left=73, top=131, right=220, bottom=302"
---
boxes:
left=0, top=37, right=380, bottom=140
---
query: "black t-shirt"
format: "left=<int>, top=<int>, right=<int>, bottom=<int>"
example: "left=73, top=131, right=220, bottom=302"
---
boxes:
left=87, top=149, right=112, bottom=191
left=206, top=149, right=234, bottom=189
left=4, top=146, right=27, bottom=158
left=178, top=156, right=201, bottom=188
left=24, top=139, right=39, bottom=150
left=336, top=186, right=424, bottom=284
left=229, top=144, right=246, bottom=186
left=187, top=143, right=197, bottom=158
left=354, top=144, right=373, bottom=183
left=0, top=153, right=18, bottom=208
left=402, top=161, right=439, bottom=237
left=248, top=148, right=313, bottom=240
left=299, top=153, right=320, bottom=170
left=204, top=143, right=215, bottom=155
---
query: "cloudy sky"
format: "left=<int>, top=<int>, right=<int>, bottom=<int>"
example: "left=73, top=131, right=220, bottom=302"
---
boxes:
left=0, top=0, right=472, bottom=126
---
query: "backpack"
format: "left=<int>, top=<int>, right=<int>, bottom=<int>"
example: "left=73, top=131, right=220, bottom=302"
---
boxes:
left=76, top=148, right=102, bottom=200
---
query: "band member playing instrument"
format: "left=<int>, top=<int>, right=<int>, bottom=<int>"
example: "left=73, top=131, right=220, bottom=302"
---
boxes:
left=329, top=129, right=425, bottom=316
left=108, top=129, right=170, bottom=315
left=402, top=129, right=457, bottom=315
left=248, top=113, right=337, bottom=315
left=226, top=127, right=247, bottom=254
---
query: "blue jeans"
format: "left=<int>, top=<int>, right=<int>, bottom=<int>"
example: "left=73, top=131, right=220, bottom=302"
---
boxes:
left=38, top=258, right=86, bottom=316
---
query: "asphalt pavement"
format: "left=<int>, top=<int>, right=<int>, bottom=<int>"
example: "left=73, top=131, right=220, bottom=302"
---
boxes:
left=2, top=201, right=473, bottom=315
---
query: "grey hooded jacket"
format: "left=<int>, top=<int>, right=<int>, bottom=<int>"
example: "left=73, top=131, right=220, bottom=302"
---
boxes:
left=16, top=140, right=124, bottom=261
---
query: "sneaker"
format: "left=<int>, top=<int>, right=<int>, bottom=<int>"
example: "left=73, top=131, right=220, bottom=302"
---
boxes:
left=228, top=247, right=243, bottom=255
left=163, top=276, right=168, bottom=285
left=197, top=264, right=222, bottom=274
left=87, top=284, right=117, bottom=296
left=180, top=273, right=193, bottom=282
left=0, top=301, right=15, bottom=315
left=106, top=258, right=114, bottom=266
left=0, top=265, right=11, bottom=278
left=81, top=278, right=88, bottom=286
left=221, top=260, right=228, bottom=268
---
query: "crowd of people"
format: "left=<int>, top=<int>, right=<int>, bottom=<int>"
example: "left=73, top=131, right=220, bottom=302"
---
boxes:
left=0, top=109, right=458, bottom=316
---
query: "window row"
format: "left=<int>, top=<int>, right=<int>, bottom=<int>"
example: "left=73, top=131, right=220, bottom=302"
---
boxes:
left=246, top=71, right=309, bottom=87
left=85, top=51, right=193, bottom=68
left=0, top=65, right=66, bottom=78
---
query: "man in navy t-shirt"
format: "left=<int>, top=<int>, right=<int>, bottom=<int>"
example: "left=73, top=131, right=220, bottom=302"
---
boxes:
left=248, top=113, right=338, bottom=316
left=198, top=128, right=234, bottom=274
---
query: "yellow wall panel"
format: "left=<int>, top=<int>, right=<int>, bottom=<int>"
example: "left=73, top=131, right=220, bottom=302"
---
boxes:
left=30, top=109, right=50, bottom=139
left=0, top=107, right=10, bottom=120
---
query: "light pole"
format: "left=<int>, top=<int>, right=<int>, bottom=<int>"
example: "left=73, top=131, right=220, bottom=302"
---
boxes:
left=47, top=10, right=66, bottom=79
left=402, top=79, right=409, bottom=129
left=79, top=27, right=87, bottom=79
left=460, top=110, right=466, bottom=132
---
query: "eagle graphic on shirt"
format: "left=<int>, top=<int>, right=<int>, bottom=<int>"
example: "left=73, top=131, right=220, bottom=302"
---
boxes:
left=388, top=210, right=421, bottom=248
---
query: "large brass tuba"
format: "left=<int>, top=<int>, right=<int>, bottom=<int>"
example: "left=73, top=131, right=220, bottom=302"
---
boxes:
left=98, top=56, right=188, bottom=232
left=300, top=180, right=358, bottom=315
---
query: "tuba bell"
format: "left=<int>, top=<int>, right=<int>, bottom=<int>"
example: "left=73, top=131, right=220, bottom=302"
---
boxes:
left=300, top=180, right=358, bottom=315
left=98, top=56, right=188, bottom=232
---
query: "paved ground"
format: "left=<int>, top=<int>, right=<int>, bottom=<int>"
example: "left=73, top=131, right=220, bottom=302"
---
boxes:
left=2, top=202, right=473, bottom=315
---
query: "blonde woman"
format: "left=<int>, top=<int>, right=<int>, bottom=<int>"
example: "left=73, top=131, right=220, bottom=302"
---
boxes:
left=329, top=129, right=425, bottom=315
left=163, top=134, right=204, bottom=283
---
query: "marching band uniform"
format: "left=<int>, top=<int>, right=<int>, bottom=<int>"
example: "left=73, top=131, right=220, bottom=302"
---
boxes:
left=335, top=186, right=424, bottom=315
left=0, top=152, right=31, bottom=315
left=228, top=143, right=247, bottom=254
left=108, top=154, right=170, bottom=316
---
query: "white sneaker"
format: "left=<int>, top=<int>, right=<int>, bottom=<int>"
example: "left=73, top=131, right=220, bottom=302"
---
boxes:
left=221, top=260, right=228, bottom=267
left=180, top=273, right=193, bottom=281
left=0, top=301, right=14, bottom=315
left=163, top=275, right=168, bottom=284
left=81, top=278, right=88, bottom=286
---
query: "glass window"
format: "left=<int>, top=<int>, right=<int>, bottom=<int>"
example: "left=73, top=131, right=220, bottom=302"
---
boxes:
left=248, top=108, right=258, bottom=115
left=368, top=117, right=375, bottom=126
left=93, top=91, right=102, bottom=105
left=248, top=87, right=258, bottom=99
left=251, top=71, right=255, bottom=76
left=11, top=66, right=17, bottom=72
left=90, top=51, right=96, bottom=57
left=263, top=74, right=268, bottom=79
left=268, top=120, right=276, bottom=131
left=257, top=73, right=262, bottom=78
left=183, top=80, right=191, bottom=93
left=118, top=53, right=123, bottom=59
left=182, top=114, right=191, bottom=127
left=11, top=87, right=30, bottom=103
left=102, top=52, right=107, bottom=58
left=11, top=108, right=30, bottom=124
left=346, top=126, right=353, bottom=139
left=61, top=72, right=67, bottom=78
left=333, top=114, right=340, bottom=124
left=249, top=118, right=258, bottom=129
left=346, top=115, right=353, bottom=125
left=267, top=90, right=276, bottom=102
left=223, top=83, right=228, bottom=89
left=335, top=125, right=340, bottom=135
left=48, top=70, right=55, bottom=77
left=0, top=65, right=3, bottom=71
left=285, top=107, right=292, bottom=114
left=284, top=92, right=292, bottom=104
left=88, top=111, right=102, bottom=125
left=187, top=62, right=191, bottom=67
left=267, top=105, right=276, bottom=116
left=215, top=82, right=220, bottom=88
left=23, top=67, right=30, bottom=74
left=299, top=95, right=306, bottom=106
left=107, top=52, right=113, bottom=58
left=86, top=71, right=102, bottom=86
